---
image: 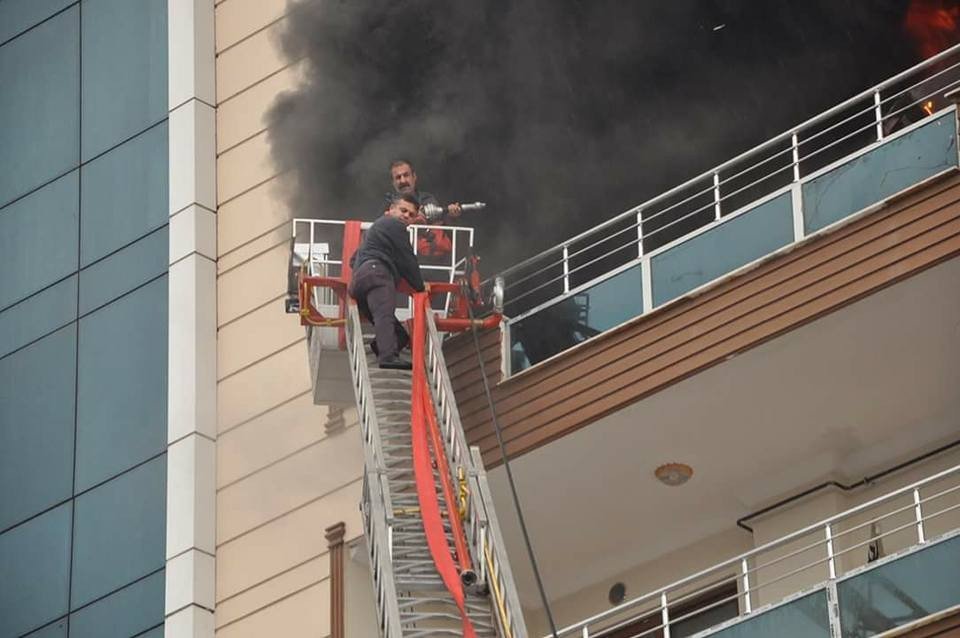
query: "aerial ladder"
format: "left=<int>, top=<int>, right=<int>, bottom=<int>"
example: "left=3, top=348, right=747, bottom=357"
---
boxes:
left=287, top=218, right=527, bottom=638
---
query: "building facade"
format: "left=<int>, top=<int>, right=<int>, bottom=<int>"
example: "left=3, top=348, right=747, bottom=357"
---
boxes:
left=1, top=0, right=215, bottom=636
left=2, top=1, right=959, bottom=637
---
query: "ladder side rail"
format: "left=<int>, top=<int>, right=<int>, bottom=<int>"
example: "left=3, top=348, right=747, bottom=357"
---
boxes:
left=347, top=306, right=403, bottom=637
left=346, top=304, right=395, bottom=513
left=470, top=447, right=529, bottom=638
left=361, top=471, right=404, bottom=638
left=425, top=312, right=529, bottom=638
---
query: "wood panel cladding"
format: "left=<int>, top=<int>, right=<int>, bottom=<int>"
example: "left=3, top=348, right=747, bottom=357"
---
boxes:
left=444, top=172, right=960, bottom=467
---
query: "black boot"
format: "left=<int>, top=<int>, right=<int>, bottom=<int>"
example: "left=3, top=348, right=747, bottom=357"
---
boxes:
left=379, top=355, right=413, bottom=370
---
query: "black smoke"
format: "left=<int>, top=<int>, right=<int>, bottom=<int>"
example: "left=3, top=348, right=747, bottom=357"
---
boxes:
left=268, top=0, right=920, bottom=271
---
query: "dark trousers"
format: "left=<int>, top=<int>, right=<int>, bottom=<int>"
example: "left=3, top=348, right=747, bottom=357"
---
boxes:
left=349, top=261, right=410, bottom=363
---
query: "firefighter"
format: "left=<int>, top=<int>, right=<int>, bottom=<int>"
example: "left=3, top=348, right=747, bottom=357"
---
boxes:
left=387, top=159, right=461, bottom=258
left=349, top=193, right=426, bottom=370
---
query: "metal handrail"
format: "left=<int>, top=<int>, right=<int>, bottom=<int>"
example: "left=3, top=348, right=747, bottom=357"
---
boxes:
left=425, top=312, right=529, bottom=638
left=499, top=42, right=960, bottom=284
left=346, top=306, right=403, bottom=637
left=552, top=462, right=960, bottom=637
left=502, top=77, right=960, bottom=313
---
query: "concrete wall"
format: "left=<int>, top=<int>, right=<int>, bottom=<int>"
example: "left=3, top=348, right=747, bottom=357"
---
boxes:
left=213, top=1, right=369, bottom=635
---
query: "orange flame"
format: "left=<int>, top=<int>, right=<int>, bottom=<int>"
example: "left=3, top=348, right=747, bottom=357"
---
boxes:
left=906, top=0, right=960, bottom=59
left=923, top=100, right=936, bottom=115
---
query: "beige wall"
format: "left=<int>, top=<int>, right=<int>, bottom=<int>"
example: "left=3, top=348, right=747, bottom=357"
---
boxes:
left=214, top=1, right=369, bottom=635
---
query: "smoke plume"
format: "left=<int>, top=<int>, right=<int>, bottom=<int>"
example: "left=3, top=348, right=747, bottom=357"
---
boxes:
left=268, top=0, right=920, bottom=270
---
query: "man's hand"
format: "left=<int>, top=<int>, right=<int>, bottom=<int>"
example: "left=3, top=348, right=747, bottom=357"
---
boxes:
left=447, top=203, right=462, bottom=218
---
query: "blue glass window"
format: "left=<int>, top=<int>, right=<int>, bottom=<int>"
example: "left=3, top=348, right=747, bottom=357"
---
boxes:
left=79, top=226, right=168, bottom=315
left=0, top=6, right=80, bottom=207
left=71, top=456, right=166, bottom=609
left=0, top=503, right=72, bottom=637
left=0, top=171, right=79, bottom=310
left=69, top=569, right=165, bottom=638
left=75, top=276, right=168, bottom=492
left=0, top=275, right=77, bottom=359
left=0, top=325, right=76, bottom=531
left=0, top=0, right=76, bottom=45
left=80, top=0, right=167, bottom=160
left=23, top=617, right=68, bottom=638
left=80, top=122, right=169, bottom=266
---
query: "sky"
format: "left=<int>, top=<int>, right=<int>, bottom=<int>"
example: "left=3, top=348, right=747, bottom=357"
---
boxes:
left=268, top=0, right=960, bottom=271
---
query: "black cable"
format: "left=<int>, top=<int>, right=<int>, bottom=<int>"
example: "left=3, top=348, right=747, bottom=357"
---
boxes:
left=464, top=290, right=560, bottom=637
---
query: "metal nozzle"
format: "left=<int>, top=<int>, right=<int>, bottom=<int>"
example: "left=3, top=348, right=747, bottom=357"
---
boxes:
left=419, top=201, right=487, bottom=222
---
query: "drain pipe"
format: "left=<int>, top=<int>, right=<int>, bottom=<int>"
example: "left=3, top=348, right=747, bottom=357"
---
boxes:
left=736, top=438, right=960, bottom=534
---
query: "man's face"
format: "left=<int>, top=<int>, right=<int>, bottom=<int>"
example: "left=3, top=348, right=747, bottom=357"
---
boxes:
left=391, top=163, right=417, bottom=195
left=386, top=200, right=419, bottom=225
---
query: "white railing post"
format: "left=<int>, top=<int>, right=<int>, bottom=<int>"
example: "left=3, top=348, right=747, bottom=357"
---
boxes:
left=740, top=558, right=752, bottom=614
left=562, top=244, right=571, bottom=293
left=713, top=172, right=722, bottom=220
left=825, top=524, right=837, bottom=579
left=791, top=133, right=801, bottom=182
left=636, top=210, right=644, bottom=259
left=661, top=592, right=671, bottom=638
left=913, top=487, right=926, bottom=544
left=874, top=90, right=884, bottom=141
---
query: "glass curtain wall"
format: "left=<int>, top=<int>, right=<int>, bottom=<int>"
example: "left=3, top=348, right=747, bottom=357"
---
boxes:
left=0, top=1, right=168, bottom=636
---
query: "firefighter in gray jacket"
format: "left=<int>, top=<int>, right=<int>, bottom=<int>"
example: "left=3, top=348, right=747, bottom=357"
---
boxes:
left=349, top=193, right=425, bottom=370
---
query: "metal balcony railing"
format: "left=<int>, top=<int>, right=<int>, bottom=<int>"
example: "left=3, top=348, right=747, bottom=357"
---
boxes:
left=552, top=462, right=960, bottom=638
left=501, top=44, right=960, bottom=376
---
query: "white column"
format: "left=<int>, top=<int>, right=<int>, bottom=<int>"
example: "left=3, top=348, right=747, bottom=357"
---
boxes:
left=166, top=1, right=217, bottom=636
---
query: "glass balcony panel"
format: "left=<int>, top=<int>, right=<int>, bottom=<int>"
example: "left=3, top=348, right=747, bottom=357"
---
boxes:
left=706, top=589, right=830, bottom=638
left=510, top=263, right=643, bottom=372
left=803, top=111, right=958, bottom=234
left=651, top=191, right=793, bottom=308
left=837, top=534, right=960, bottom=638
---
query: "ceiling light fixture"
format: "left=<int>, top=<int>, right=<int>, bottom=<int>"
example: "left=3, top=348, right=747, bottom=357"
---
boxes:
left=655, top=462, right=694, bottom=486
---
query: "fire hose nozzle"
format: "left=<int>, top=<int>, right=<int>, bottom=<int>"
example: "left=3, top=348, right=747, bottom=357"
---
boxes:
left=420, top=201, right=486, bottom=222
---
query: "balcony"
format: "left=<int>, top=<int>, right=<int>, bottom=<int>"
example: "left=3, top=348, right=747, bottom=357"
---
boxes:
left=545, top=463, right=960, bottom=638
left=497, top=46, right=960, bottom=377
left=438, top=45, right=960, bottom=638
